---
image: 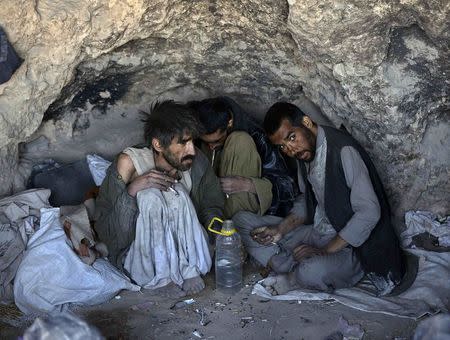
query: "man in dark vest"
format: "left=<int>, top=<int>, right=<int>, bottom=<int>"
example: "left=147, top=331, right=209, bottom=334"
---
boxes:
left=234, top=102, right=404, bottom=295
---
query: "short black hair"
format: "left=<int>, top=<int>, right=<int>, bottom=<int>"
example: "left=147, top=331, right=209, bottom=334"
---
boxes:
left=141, top=100, right=202, bottom=148
left=263, top=102, right=306, bottom=136
left=190, top=97, right=232, bottom=134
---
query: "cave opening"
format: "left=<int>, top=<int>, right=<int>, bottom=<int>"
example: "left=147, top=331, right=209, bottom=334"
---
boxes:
left=0, top=0, right=448, bottom=338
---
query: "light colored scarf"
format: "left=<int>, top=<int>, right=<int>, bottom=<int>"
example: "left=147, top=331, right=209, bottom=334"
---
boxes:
left=123, top=147, right=192, bottom=192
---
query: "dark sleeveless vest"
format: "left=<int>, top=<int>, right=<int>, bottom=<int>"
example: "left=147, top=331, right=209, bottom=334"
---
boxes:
left=299, top=126, right=405, bottom=293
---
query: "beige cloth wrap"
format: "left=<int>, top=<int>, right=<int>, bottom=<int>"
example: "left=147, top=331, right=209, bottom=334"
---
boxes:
left=122, top=147, right=192, bottom=191
left=122, top=147, right=211, bottom=288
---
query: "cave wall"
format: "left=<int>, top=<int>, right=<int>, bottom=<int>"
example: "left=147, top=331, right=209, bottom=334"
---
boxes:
left=0, top=0, right=448, bottom=226
left=287, top=0, right=449, bottom=221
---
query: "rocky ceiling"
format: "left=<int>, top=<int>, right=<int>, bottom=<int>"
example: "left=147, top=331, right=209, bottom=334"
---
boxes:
left=0, top=0, right=448, bottom=225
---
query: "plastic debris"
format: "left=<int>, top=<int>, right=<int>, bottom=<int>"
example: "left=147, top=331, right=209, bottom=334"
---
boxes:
left=170, top=298, right=196, bottom=310
left=22, top=313, right=104, bottom=340
left=114, top=295, right=121, bottom=300
left=195, top=308, right=211, bottom=326
left=214, top=302, right=226, bottom=307
left=192, top=330, right=203, bottom=338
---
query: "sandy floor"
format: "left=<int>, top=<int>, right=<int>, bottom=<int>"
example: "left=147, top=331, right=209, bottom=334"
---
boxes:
left=0, top=264, right=418, bottom=340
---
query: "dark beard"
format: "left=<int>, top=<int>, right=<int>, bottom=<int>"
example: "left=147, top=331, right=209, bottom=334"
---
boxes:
left=301, top=150, right=316, bottom=163
left=299, top=126, right=316, bottom=162
left=163, top=150, right=194, bottom=171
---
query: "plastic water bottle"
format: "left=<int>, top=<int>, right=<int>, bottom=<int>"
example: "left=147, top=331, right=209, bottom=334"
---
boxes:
left=214, top=220, right=242, bottom=293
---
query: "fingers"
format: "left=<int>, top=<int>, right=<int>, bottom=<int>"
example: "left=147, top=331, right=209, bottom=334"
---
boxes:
left=148, top=178, right=172, bottom=190
left=251, top=227, right=276, bottom=245
left=294, top=244, right=313, bottom=257
left=253, top=234, right=272, bottom=245
left=146, top=170, right=176, bottom=183
left=219, top=177, right=235, bottom=194
left=129, top=170, right=178, bottom=196
left=250, top=226, right=268, bottom=236
left=293, top=245, right=310, bottom=261
left=220, top=176, right=244, bottom=194
left=143, top=170, right=176, bottom=191
left=293, top=245, right=323, bottom=262
left=78, top=243, right=90, bottom=257
left=272, top=232, right=282, bottom=244
left=251, top=235, right=270, bottom=245
left=251, top=227, right=268, bottom=241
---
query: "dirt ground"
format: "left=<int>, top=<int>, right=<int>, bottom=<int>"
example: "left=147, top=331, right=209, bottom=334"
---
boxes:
left=0, top=263, right=420, bottom=340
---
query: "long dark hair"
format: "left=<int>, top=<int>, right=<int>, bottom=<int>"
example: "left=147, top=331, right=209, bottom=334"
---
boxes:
left=141, top=100, right=203, bottom=147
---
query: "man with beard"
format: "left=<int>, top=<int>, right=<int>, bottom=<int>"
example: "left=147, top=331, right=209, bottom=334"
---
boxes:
left=234, top=102, right=404, bottom=295
left=95, top=100, right=224, bottom=297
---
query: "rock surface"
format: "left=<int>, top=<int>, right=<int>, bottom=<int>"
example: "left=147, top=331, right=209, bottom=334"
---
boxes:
left=0, top=0, right=448, bottom=225
left=287, top=0, right=449, bottom=221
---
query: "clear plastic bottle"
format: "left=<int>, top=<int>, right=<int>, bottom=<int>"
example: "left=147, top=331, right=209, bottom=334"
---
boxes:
left=215, top=220, right=242, bottom=293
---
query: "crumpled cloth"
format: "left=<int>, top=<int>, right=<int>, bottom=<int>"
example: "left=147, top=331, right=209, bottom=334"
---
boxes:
left=124, top=183, right=212, bottom=289
left=401, top=210, right=450, bottom=248
left=0, top=189, right=51, bottom=303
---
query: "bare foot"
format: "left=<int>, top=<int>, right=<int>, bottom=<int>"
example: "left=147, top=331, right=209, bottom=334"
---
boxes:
left=182, top=276, right=205, bottom=295
left=263, top=273, right=299, bottom=296
left=147, top=282, right=186, bottom=298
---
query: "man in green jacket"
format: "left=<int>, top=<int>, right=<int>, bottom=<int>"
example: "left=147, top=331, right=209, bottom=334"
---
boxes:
left=95, top=100, right=225, bottom=298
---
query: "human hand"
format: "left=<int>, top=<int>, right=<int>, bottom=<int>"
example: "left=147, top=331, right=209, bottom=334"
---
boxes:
left=127, top=169, right=176, bottom=197
left=292, top=244, right=326, bottom=262
left=220, top=176, right=254, bottom=194
left=250, top=226, right=283, bottom=246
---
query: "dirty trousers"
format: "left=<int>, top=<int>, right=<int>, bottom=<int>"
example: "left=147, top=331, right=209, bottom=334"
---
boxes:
left=233, top=211, right=364, bottom=291
left=123, top=184, right=212, bottom=289
left=218, top=132, right=272, bottom=218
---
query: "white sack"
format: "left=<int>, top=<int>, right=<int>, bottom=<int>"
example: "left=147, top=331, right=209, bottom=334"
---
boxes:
left=0, top=188, right=51, bottom=303
left=86, top=154, right=111, bottom=186
left=14, top=207, right=139, bottom=314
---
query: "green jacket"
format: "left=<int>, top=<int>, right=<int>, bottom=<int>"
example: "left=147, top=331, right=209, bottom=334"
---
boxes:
left=95, top=147, right=225, bottom=270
